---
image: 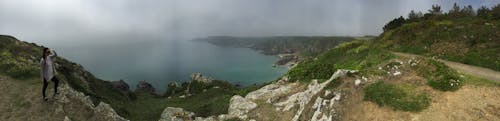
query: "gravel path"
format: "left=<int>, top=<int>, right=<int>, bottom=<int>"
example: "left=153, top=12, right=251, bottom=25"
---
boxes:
left=393, top=52, right=500, bottom=82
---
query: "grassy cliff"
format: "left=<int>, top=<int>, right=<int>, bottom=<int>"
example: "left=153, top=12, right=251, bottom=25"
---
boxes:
left=195, top=36, right=354, bottom=57
left=0, top=35, right=134, bottom=116
left=0, top=35, right=262, bottom=120
left=379, top=5, right=500, bottom=71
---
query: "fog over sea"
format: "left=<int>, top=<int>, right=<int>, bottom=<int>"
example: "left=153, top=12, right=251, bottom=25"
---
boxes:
left=55, top=38, right=288, bottom=92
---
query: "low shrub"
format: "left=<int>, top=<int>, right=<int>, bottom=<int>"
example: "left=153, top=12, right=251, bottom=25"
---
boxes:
left=6, top=65, right=39, bottom=79
left=426, top=60, right=462, bottom=91
left=364, top=81, right=430, bottom=112
left=287, top=40, right=395, bottom=82
left=287, top=61, right=335, bottom=82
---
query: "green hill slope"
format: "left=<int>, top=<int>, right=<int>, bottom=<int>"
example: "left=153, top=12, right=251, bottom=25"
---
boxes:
left=378, top=5, right=500, bottom=71
left=0, top=35, right=134, bottom=116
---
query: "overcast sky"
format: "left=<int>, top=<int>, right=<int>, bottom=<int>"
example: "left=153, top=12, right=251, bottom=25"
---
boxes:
left=0, top=0, right=498, bottom=44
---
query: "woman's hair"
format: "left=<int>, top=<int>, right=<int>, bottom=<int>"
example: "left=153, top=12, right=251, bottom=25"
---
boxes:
left=42, top=47, right=49, bottom=59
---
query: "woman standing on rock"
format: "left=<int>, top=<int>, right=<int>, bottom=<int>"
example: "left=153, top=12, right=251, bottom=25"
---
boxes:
left=40, top=47, right=60, bottom=101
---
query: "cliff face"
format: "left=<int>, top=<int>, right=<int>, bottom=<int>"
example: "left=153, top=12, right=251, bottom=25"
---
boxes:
left=195, top=36, right=354, bottom=57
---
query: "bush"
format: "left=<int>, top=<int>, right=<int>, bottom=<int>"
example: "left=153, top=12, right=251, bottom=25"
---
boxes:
left=6, top=65, right=39, bottom=79
left=380, top=4, right=500, bottom=72
left=287, top=61, right=335, bottom=82
left=426, top=60, right=462, bottom=91
left=0, top=51, right=39, bottom=79
left=287, top=40, right=395, bottom=83
left=364, top=81, right=430, bottom=112
left=383, top=16, right=406, bottom=31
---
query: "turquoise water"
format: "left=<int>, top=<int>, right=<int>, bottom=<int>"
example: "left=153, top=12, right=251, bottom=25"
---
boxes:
left=56, top=39, right=288, bottom=92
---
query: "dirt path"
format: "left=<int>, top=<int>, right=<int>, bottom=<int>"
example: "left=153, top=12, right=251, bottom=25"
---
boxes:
left=392, top=52, right=500, bottom=82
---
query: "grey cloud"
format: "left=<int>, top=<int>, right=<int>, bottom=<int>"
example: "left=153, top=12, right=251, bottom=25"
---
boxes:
left=1, top=0, right=498, bottom=44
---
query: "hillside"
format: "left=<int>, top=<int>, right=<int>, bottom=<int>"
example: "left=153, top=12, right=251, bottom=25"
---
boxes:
left=171, top=4, right=500, bottom=121
left=378, top=5, right=500, bottom=71
left=163, top=38, right=499, bottom=121
left=0, top=35, right=254, bottom=121
left=195, top=36, right=353, bottom=56
left=0, top=35, right=130, bottom=120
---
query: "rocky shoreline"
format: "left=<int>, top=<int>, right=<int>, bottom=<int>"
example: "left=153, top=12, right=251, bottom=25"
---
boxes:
left=274, top=54, right=300, bottom=67
left=156, top=69, right=357, bottom=121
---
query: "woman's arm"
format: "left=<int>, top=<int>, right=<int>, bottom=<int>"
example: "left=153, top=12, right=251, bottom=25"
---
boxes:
left=49, top=49, right=57, bottom=58
left=40, top=59, right=44, bottom=82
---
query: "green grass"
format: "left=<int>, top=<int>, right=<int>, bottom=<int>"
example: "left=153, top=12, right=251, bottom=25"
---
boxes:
left=287, top=40, right=395, bottom=82
left=381, top=17, right=500, bottom=71
left=122, top=79, right=263, bottom=121
left=0, top=48, right=39, bottom=80
left=363, top=81, right=430, bottom=112
left=461, top=74, right=500, bottom=87
left=414, top=59, right=462, bottom=91
left=287, top=61, right=335, bottom=82
left=124, top=87, right=235, bottom=121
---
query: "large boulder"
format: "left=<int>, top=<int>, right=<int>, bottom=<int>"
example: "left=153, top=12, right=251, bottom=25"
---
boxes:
left=228, top=95, right=257, bottom=120
left=94, top=102, right=129, bottom=121
left=158, top=107, right=195, bottom=121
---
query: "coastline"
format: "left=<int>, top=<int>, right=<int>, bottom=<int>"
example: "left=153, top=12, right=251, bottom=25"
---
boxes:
left=273, top=53, right=300, bottom=69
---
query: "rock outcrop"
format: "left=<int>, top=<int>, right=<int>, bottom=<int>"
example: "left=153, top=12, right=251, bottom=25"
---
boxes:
left=110, top=80, right=130, bottom=92
left=94, top=102, right=129, bottom=121
left=228, top=95, right=258, bottom=120
left=275, top=70, right=354, bottom=121
left=58, top=84, right=129, bottom=121
left=158, top=107, right=195, bottom=121
left=275, top=54, right=298, bottom=65
left=157, top=69, right=356, bottom=121
left=135, top=80, right=156, bottom=94
left=245, top=76, right=299, bottom=101
left=191, top=73, right=213, bottom=83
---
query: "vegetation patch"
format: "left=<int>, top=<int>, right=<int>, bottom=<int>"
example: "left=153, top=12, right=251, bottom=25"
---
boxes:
left=363, top=81, right=430, bottom=112
left=125, top=88, right=234, bottom=121
left=124, top=78, right=263, bottom=121
left=287, top=61, right=335, bottom=82
left=287, top=40, right=395, bottom=82
left=0, top=45, right=40, bottom=79
left=379, top=4, right=500, bottom=71
left=461, top=74, right=500, bottom=87
left=415, top=59, right=462, bottom=91
left=324, top=78, right=342, bottom=90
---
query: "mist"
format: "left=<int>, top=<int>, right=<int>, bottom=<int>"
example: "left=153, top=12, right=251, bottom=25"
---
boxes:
left=1, top=0, right=499, bottom=92
left=1, top=0, right=497, bottom=45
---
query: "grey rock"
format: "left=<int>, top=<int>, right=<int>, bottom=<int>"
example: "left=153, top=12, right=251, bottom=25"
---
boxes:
left=158, top=107, right=195, bottom=121
left=191, top=73, right=213, bottom=83
left=110, top=80, right=130, bottom=92
left=135, top=80, right=156, bottom=94
left=94, top=102, right=129, bottom=121
left=228, top=95, right=257, bottom=120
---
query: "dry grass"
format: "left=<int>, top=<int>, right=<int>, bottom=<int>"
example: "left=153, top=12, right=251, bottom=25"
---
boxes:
left=337, top=56, right=500, bottom=121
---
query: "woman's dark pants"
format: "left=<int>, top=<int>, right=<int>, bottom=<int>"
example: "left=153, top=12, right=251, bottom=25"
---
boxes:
left=42, top=77, right=59, bottom=98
